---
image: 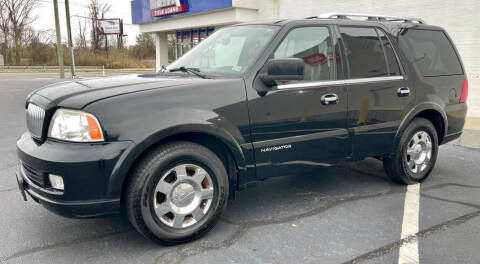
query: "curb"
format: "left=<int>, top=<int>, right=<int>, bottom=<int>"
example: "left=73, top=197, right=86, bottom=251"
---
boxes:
left=464, top=117, right=480, bottom=130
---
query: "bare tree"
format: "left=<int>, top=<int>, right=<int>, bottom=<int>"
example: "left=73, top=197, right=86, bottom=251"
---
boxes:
left=76, top=18, right=88, bottom=50
left=0, top=1, right=10, bottom=63
left=88, top=0, right=111, bottom=51
left=25, top=28, right=56, bottom=65
left=23, top=27, right=54, bottom=47
left=1, top=0, right=40, bottom=65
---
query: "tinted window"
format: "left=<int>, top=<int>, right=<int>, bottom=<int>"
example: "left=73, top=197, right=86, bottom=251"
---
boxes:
left=377, top=30, right=401, bottom=76
left=398, top=29, right=463, bottom=76
left=339, top=27, right=389, bottom=79
left=274, top=27, right=334, bottom=82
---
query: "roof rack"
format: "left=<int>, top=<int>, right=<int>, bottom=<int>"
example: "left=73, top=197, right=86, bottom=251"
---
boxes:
left=308, top=13, right=426, bottom=24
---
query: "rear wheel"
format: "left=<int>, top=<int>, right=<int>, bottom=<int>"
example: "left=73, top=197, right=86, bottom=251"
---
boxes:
left=125, top=141, right=229, bottom=244
left=383, top=118, right=439, bottom=184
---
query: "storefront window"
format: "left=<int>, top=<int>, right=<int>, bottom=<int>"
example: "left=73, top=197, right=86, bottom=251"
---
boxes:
left=192, top=29, right=200, bottom=47
left=199, top=29, right=207, bottom=41
left=169, top=27, right=216, bottom=62
left=182, top=30, right=191, bottom=55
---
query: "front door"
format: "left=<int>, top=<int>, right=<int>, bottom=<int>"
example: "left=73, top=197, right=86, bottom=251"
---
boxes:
left=336, top=26, right=414, bottom=159
left=248, top=25, right=349, bottom=179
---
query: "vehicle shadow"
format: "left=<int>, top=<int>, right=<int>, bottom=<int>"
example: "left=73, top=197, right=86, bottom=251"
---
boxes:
left=4, top=158, right=400, bottom=263
left=152, top=159, right=403, bottom=263
left=223, top=158, right=394, bottom=224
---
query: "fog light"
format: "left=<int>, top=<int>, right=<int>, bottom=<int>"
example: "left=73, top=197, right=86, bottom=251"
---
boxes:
left=49, top=174, right=64, bottom=190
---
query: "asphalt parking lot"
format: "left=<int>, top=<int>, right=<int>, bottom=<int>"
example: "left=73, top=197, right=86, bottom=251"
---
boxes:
left=1, top=72, right=479, bottom=264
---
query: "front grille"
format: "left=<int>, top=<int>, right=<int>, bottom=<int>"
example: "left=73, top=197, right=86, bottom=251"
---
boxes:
left=21, top=163, right=46, bottom=188
left=26, top=103, right=45, bottom=139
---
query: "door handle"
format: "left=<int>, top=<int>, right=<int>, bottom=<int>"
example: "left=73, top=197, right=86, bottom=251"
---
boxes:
left=321, top=93, right=339, bottom=105
left=397, top=87, right=410, bottom=97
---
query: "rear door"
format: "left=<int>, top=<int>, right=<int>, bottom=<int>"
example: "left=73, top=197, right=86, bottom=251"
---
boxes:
left=248, top=25, right=349, bottom=179
left=336, top=26, right=413, bottom=159
left=397, top=28, right=467, bottom=137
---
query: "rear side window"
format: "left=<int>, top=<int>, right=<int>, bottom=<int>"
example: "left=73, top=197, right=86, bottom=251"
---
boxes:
left=398, top=29, right=463, bottom=76
left=339, top=27, right=400, bottom=79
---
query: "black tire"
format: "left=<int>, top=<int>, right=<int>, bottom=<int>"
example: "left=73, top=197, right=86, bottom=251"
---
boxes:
left=125, top=141, right=229, bottom=245
left=383, top=117, right=439, bottom=184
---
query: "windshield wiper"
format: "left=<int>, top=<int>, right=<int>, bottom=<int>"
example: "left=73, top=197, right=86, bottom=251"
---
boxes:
left=169, top=67, right=209, bottom=79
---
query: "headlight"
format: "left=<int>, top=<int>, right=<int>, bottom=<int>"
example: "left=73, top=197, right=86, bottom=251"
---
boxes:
left=48, top=109, right=104, bottom=142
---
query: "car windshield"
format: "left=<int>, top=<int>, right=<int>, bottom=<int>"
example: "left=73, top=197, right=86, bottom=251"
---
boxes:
left=167, top=25, right=279, bottom=76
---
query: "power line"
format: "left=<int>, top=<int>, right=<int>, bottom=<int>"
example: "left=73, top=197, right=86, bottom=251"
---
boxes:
left=39, top=0, right=88, bottom=9
left=71, top=15, right=136, bottom=26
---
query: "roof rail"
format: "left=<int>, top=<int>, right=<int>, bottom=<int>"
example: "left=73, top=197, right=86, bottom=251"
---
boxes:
left=309, top=12, right=426, bottom=24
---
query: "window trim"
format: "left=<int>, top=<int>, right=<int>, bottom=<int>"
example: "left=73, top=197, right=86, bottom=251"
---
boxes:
left=337, top=25, right=405, bottom=79
left=277, top=75, right=404, bottom=90
left=375, top=28, right=392, bottom=76
left=375, top=27, right=406, bottom=77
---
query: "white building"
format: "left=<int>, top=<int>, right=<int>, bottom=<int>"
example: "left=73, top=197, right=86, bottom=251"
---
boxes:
left=131, top=0, right=479, bottom=118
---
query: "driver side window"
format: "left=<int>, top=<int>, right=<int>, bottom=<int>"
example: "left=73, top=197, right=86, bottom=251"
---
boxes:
left=274, top=27, right=335, bottom=83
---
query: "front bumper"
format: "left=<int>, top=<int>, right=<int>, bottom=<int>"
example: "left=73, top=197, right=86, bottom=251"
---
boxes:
left=16, top=133, right=134, bottom=218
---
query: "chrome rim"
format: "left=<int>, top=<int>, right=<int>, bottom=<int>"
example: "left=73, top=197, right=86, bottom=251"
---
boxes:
left=405, top=131, right=433, bottom=174
left=153, top=164, right=214, bottom=229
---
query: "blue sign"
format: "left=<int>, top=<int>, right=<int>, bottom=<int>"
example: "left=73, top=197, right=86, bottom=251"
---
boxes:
left=150, top=0, right=189, bottom=17
left=131, top=0, right=233, bottom=24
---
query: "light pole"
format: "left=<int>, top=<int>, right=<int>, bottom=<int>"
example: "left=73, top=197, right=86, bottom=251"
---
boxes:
left=65, top=0, right=76, bottom=79
left=53, top=0, right=65, bottom=78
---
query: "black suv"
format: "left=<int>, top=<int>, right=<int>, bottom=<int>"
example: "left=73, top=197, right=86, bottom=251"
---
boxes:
left=16, top=13, right=468, bottom=244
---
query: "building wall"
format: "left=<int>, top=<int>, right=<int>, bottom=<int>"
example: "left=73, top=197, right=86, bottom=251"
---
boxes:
left=131, top=0, right=233, bottom=24
left=273, top=0, right=480, bottom=117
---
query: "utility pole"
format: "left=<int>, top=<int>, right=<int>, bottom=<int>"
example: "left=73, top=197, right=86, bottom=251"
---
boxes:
left=53, top=0, right=65, bottom=78
left=65, top=0, right=76, bottom=79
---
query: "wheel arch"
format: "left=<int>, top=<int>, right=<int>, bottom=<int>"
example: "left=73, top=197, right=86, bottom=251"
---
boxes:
left=393, top=102, right=448, bottom=153
left=110, top=124, right=247, bottom=203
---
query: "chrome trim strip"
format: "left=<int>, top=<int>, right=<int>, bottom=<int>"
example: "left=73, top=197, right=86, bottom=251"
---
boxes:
left=278, top=80, right=344, bottom=89
left=277, top=76, right=404, bottom=90
left=343, top=76, right=404, bottom=84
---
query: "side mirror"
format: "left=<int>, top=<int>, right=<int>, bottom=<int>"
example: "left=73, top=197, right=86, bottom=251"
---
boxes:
left=260, top=58, right=305, bottom=87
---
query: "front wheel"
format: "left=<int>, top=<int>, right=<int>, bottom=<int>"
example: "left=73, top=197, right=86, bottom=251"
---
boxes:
left=125, top=141, right=229, bottom=244
left=383, top=117, right=439, bottom=184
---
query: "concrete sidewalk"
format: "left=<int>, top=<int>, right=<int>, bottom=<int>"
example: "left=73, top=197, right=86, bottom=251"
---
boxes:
left=449, top=117, right=480, bottom=149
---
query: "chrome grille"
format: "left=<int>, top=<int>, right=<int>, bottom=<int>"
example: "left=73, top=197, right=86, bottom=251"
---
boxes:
left=26, top=103, right=45, bottom=139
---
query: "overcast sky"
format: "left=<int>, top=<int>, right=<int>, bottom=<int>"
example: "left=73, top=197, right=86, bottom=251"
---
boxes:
left=33, top=0, right=140, bottom=46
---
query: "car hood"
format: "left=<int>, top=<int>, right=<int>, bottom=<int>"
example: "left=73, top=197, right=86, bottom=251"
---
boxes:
left=30, top=74, right=209, bottom=109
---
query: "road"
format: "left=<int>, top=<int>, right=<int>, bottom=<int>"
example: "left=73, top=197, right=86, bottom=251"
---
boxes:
left=1, top=72, right=479, bottom=264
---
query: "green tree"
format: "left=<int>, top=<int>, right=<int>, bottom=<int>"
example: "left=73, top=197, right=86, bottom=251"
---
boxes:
left=131, top=33, right=155, bottom=59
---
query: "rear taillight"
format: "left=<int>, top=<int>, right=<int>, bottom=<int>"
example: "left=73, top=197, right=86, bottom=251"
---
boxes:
left=460, top=79, right=468, bottom=103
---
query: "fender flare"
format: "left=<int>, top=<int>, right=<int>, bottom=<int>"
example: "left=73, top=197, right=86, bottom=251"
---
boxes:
left=106, top=119, right=248, bottom=199
left=392, top=102, right=448, bottom=153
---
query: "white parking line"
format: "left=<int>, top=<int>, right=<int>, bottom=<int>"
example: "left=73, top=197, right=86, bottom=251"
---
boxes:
left=398, top=183, right=420, bottom=264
